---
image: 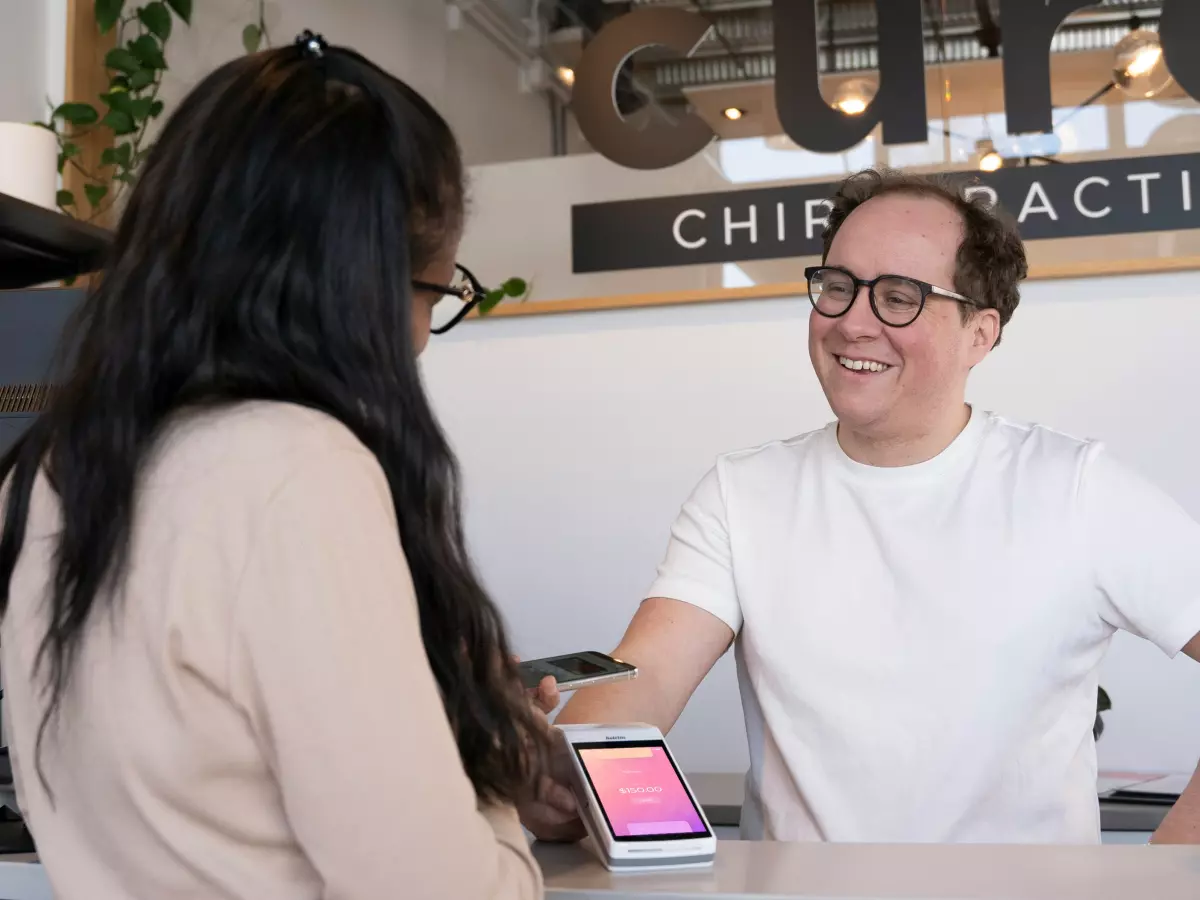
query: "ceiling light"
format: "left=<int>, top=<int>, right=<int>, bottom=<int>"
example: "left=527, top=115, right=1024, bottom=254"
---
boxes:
left=975, top=139, right=1003, bottom=172
left=831, top=77, right=878, bottom=116
left=978, top=150, right=1003, bottom=173
left=722, top=107, right=745, bottom=121
left=1125, top=44, right=1162, bottom=78
left=556, top=66, right=575, bottom=87
left=1112, top=29, right=1174, bottom=99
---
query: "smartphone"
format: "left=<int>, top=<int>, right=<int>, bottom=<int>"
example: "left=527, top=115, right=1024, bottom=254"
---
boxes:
left=518, top=651, right=637, bottom=691
left=559, top=723, right=716, bottom=871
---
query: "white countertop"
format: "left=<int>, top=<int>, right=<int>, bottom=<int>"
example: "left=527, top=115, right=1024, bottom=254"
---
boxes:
left=537, top=839, right=1200, bottom=899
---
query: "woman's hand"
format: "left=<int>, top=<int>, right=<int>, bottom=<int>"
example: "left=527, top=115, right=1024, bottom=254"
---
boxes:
left=529, top=674, right=560, bottom=716
left=516, top=667, right=587, bottom=842
left=518, top=724, right=588, bottom=843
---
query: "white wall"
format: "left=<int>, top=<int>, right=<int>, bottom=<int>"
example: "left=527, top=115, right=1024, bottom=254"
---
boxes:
left=159, top=0, right=550, bottom=164
left=422, top=269, right=1200, bottom=777
left=0, top=0, right=66, bottom=124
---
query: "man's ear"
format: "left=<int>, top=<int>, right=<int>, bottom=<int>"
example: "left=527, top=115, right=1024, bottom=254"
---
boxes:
left=968, top=308, right=1001, bottom=363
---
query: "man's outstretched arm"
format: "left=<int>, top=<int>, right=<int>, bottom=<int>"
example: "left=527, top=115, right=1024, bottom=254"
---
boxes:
left=519, top=597, right=733, bottom=842
left=1151, top=631, right=1200, bottom=845
left=557, top=596, right=734, bottom=732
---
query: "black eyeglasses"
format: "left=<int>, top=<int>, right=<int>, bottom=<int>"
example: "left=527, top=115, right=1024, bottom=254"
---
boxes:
left=413, top=263, right=487, bottom=335
left=804, top=265, right=975, bottom=328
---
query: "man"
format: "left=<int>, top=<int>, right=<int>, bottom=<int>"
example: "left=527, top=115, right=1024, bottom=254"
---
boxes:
left=524, top=169, right=1200, bottom=845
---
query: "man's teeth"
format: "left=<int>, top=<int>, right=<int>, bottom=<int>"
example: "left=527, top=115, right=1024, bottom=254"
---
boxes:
left=838, top=356, right=890, bottom=373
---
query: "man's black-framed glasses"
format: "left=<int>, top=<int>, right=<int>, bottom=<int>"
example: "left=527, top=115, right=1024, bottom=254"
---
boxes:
left=414, top=263, right=487, bottom=335
left=804, top=265, right=975, bottom=328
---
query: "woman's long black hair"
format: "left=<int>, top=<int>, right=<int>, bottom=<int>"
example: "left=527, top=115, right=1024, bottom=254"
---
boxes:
left=0, top=43, right=549, bottom=803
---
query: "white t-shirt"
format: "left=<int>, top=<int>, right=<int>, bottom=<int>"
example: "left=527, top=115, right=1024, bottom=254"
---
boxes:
left=647, top=407, right=1200, bottom=844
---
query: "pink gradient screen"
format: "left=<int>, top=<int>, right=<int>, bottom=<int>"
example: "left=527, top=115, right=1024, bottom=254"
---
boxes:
left=577, top=743, right=708, bottom=839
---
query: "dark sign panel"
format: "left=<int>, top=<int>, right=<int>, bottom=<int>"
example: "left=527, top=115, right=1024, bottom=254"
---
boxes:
left=572, top=153, right=1199, bottom=274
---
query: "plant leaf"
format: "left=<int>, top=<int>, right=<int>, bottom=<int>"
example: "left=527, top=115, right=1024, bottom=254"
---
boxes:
left=84, top=184, right=109, bottom=208
left=101, top=109, right=136, bottom=135
left=130, top=35, right=166, bottom=70
left=129, top=97, right=154, bottom=120
left=57, top=189, right=76, bottom=208
left=101, top=143, right=133, bottom=168
left=109, top=74, right=130, bottom=91
left=500, top=277, right=528, bottom=298
left=104, top=47, right=141, bottom=74
left=94, top=0, right=126, bottom=34
left=52, top=102, right=99, bottom=126
left=128, top=68, right=155, bottom=91
left=138, top=1, right=172, bottom=40
left=165, top=0, right=192, bottom=24
left=58, top=143, right=82, bottom=173
left=101, top=90, right=134, bottom=114
left=477, top=290, right=506, bottom=316
left=242, top=23, right=262, bottom=54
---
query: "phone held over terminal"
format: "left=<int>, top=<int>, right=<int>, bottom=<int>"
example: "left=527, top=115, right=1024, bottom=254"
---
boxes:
left=559, top=723, right=717, bottom=871
left=518, top=651, right=638, bottom=691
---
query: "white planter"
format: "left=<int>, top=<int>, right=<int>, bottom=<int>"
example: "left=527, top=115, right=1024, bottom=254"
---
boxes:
left=0, top=122, right=58, bottom=210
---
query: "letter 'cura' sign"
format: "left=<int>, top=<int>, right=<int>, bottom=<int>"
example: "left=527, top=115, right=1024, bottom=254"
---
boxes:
left=572, top=153, right=1199, bottom=273
left=572, top=0, right=1200, bottom=169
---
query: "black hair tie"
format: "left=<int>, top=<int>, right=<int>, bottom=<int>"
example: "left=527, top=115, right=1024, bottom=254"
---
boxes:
left=295, top=29, right=327, bottom=59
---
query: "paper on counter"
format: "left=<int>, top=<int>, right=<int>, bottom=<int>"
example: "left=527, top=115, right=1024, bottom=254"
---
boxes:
left=1097, top=771, right=1161, bottom=797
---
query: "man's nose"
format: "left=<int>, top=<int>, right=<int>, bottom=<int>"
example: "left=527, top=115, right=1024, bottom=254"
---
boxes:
left=835, top=285, right=881, bottom=339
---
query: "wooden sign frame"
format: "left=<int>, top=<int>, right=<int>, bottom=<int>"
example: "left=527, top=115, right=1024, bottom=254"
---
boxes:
left=481, top=253, right=1200, bottom=320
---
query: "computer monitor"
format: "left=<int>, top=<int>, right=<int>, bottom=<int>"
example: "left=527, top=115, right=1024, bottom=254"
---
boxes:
left=0, top=287, right=79, bottom=848
left=0, top=287, right=83, bottom=455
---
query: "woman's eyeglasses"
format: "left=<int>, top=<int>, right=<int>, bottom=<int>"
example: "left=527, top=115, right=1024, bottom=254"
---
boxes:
left=413, top=263, right=487, bottom=335
left=804, top=265, right=975, bottom=328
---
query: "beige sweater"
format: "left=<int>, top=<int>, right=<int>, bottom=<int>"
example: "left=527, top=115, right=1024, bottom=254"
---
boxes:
left=0, top=402, right=541, bottom=900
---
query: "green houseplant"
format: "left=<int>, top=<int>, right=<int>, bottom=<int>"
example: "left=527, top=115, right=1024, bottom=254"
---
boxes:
left=479, top=278, right=530, bottom=314
left=1094, top=686, right=1112, bottom=740
left=41, top=0, right=195, bottom=222
left=41, top=1, right=529, bottom=315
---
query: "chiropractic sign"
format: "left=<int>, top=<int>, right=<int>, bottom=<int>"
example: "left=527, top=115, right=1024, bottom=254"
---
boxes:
left=572, top=152, right=1198, bottom=274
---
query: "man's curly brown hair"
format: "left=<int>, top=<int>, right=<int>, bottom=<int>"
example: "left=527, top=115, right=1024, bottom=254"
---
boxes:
left=820, top=168, right=1028, bottom=346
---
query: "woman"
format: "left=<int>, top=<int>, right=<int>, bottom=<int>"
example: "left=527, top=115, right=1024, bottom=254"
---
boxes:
left=0, top=34, right=550, bottom=899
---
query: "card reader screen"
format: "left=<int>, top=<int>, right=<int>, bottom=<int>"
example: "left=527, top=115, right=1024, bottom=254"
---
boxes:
left=575, top=741, right=710, bottom=841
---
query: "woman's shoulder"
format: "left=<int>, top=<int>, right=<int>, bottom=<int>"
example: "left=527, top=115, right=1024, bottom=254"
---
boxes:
left=145, top=401, right=382, bottom=502
left=173, top=400, right=363, bottom=450
left=162, top=401, right=369, bottom=465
